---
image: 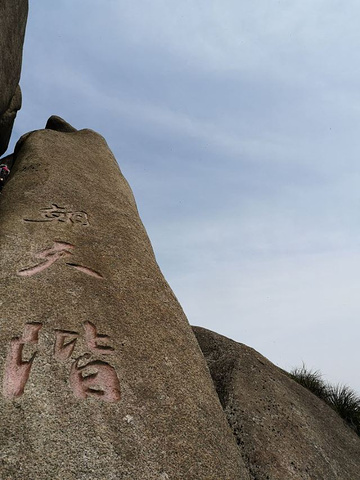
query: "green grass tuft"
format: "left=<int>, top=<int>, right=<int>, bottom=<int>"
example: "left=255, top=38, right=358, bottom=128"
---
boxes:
left=326, top=384, right=360, bottom=435
left=290, top=364, right=329, bottom=402
left=290, top=364, right=360, bottom=436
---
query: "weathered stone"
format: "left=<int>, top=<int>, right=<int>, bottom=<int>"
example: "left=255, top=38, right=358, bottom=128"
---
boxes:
left=0, top=117, right=248, bottom=479
left=193, top=326, right=360, bottom=480
left=46, top=115, right=77, bottom=133
left=0, top=0, right=28, bottom=155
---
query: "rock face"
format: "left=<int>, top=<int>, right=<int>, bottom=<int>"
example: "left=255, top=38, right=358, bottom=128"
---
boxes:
left=0, top=117, right=248, bottom=479
left=193, top=326, right=360, bottom=480
left=0, top=0, right=28, bottom=156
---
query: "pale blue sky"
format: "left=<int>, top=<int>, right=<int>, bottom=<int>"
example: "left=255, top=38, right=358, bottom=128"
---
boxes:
left=8, top=0, right=360, bottom=392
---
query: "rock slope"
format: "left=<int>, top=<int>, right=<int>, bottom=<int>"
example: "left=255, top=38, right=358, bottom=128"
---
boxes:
left=0, top=117, right=248, bottom=479
left=193, top=326, right=360, bottom=480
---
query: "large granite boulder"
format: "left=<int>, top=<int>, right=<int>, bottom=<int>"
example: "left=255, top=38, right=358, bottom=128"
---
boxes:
left=193, top=326, right=360, bottom=480
left=0, top=117, right=248, bottom=479
left=0, top=0, right=28, bottom=156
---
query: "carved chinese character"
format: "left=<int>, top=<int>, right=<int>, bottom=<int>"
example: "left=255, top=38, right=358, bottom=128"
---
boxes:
left=69, top=211, right=89, bottom=226
left=24, top=204, right=89, bottom=226
left=18, top=241, right=73, bottom=276
left=2, top=321, right=121, bottom=402
left=69, top=354, right=121, bottom=403
left=3, top=323, right=42, bottom=399
left=17, top=241, right=103, bottom=279
left=54, top=329, right=79, bottom=361
left=83, top=321, right=114, bottom=354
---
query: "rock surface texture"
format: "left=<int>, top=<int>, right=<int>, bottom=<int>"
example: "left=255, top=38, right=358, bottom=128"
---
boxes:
left=193, top=326, right=360, bottom=480
left=0, top=117, right=248, bottom=480
left=0, top=0, right=28, bottom=156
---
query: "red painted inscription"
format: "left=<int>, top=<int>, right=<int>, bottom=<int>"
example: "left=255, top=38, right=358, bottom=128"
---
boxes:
left=17, top=241, right=103, bottom=279
left=54, top=329, right=79, bottom=361
left=3, top=323, right=42, bottom=399
left=2, top=322, right=120, bottom=402
left=70, top=354, right=121, bottom=402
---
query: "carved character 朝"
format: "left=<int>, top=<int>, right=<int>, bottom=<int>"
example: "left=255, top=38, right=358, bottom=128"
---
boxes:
left=24, top=204, right=89, bottom=226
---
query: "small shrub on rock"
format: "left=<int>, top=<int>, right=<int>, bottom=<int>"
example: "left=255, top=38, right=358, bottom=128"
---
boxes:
left=290, top=364, right=360, bottom=436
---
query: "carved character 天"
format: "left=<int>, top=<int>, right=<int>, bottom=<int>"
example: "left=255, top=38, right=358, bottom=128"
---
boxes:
left=17, top=241, right=103, bottom=279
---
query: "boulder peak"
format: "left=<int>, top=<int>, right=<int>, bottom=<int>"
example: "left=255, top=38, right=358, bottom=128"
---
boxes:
left=45, top=115, right=77, bottom=133
left=193, top=326, right=360, bottom=480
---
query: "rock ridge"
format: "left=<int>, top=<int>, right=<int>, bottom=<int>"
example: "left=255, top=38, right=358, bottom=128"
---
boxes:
left=193, top=326, right=360, bottom=480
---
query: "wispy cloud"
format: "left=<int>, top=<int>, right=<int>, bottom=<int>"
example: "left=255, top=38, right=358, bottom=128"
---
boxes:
left=11, top=1, right=360, bottom=393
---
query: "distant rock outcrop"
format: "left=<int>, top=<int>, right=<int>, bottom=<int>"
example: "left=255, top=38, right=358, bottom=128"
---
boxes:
left=193, top=326, right=360, bottom=480
left=0, top=0, right=28, bottom=155
left=0, top=117, right=248, bottom=479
